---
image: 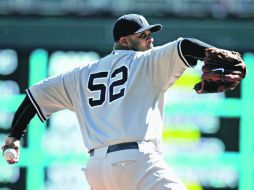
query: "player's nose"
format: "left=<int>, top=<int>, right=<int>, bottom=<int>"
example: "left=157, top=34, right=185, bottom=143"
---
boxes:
left=147, top=37, right=154, bottom=43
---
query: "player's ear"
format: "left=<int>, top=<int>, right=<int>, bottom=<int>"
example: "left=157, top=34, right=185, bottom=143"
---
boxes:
left=119, top=37, right=129, bottom=47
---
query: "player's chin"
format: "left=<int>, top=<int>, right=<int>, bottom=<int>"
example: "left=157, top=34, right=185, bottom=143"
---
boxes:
left=146, top=44, right=153, bottom=50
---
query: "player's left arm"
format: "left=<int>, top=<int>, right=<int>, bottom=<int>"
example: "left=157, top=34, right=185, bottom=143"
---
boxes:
left=8, top=95, right=37, bottom=140
left=1, top=67, right=81, bottom=164
left=1, top=95, right=37, bottom=164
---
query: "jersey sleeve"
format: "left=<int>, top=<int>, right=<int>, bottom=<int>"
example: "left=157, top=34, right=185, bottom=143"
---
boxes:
left=26, top=68, right=79, bottom=122
left=142, top=38, right=189, bottom=90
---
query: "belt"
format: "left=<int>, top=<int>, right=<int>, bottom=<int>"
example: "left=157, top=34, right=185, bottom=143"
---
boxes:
left=89, top=142, right=139, bottom=156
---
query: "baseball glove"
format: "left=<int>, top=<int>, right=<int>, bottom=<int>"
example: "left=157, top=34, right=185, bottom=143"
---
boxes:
left=194, top=47, right=246, bottom=93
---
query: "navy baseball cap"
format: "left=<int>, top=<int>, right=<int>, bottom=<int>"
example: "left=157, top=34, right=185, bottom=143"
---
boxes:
left=113, top=14, right=162, bottom=42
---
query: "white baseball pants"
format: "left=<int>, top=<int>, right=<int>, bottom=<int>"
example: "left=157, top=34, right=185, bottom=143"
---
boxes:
left=82, top=142, right=188, bottom=190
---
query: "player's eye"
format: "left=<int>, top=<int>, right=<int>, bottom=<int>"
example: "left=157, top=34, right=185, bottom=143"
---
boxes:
left=140, top=33, right=146, bottom=39
left=138, top=33, right=151, bottom=39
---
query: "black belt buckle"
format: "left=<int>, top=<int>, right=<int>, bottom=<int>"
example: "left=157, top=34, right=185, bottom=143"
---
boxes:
left=89, top=142, right=138, bottom=156
left=89, top=149, right=94, bottom=156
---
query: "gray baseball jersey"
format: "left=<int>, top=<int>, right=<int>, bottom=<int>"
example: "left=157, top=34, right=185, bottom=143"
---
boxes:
left=26, top=38, right=188, bottom=151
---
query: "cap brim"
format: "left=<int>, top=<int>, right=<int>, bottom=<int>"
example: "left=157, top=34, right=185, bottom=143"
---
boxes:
left=134, top=24, right=162, bottom=34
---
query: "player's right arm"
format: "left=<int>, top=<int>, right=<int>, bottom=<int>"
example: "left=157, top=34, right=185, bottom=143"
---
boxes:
left=142, top=38, right=213, bottom=90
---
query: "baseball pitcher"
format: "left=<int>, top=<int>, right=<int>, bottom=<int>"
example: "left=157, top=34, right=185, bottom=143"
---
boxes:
left=2, top=14, right=246, bottom=190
